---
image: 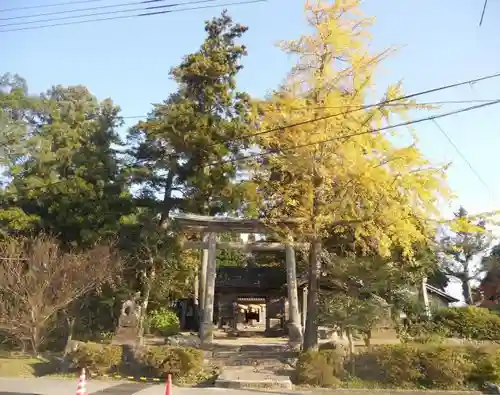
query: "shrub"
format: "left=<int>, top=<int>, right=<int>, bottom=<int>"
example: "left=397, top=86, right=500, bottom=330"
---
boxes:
left=296, top=344, right=500, bottom=389
left=295, top=350, right=345, bottom=387
left=138, top=346, right=203, bottom=379
left=433, top=307, right=500, bottom=340
left=146, top=308, right=180, bottom=337
left=419, top=346, right=472, bottom=389
left=69, top=342, right=122, bottom=375
left=370, top=345, right=422, bottom=387
left=468, top=346, right=500, bottom=383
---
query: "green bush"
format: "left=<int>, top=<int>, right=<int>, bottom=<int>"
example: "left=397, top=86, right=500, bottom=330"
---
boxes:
left=295, top=350, right=345, bottom=387
left=433, top=307, right=500, bottom=340
left=296, top=344, right=500, bottom=390
left=370, top=345, right=422, bottom=387
left=468, top=346, right=500, bottom=383
left=138, top=346, right=203, bottom=379
left=419, top=346, right=472, bottom=389
left=69, top=342, right=122, bottom=375
left=146, top=308, right=180, bottom=337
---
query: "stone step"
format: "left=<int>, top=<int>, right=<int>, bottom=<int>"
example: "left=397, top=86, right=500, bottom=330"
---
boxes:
left=213, top=350, right=297, bottom=358
left=214, top=358, right=288, bottom=367
left=215, top=367, right=293, bottom=391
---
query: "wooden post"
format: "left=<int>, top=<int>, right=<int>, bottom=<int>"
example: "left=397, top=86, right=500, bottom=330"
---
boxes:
left=285, top=239, right=303, bottom=345
left=198, top=233, right=208, bottom=333
left=421, top=277, right=431, bottom=318
left=201, top=232, right=217, bottom=346
left=193, top=268, right=199, bottom=328
left=302, top=286, right=308, bottom=331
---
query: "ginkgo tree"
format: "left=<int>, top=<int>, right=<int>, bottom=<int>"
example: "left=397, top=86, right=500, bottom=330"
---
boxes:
left=252, top=0, right=452, bottom=350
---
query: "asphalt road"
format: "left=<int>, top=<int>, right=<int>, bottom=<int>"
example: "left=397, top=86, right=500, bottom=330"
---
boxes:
left=0, top=378, right=486, bottom=395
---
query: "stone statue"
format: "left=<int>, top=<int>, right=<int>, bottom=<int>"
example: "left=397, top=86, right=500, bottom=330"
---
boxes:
left=112, top=292, right=141, bottom=347
left=118, top=292, right=141, bottom=328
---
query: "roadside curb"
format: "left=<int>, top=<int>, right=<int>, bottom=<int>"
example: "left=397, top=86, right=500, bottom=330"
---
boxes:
left=95, top=374, right=161, bottom=383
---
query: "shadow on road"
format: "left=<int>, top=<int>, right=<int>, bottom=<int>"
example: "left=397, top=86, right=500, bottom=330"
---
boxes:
left=0, top=393, right=40, bottom=395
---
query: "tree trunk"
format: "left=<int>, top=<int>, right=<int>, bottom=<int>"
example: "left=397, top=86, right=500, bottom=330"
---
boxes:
left=285, top=237, right=303, bottom=347
left=29, top=309, right=40, bottom=357
left=346, top=327, right=355, bottom=375
left=304, top=238, right=322, bottom=351
left=461, top=278, right=474, bottom=305
left=30, top=326, right=40, bottom=357
left=158, top=170, right=175, bottom=229
left=138, top=267, right=155, bottom=340
left=200, top=232, right=217, bottom=347
left=63, top=315, right=76, bottom=356
left=363, top=329, right=371, bottom=347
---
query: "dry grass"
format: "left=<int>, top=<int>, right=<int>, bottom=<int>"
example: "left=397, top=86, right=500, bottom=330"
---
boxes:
left=0, top=357, right=44, bottom=377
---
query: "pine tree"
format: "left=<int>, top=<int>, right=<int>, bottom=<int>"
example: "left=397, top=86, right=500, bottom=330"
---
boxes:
left=440, top=206, right=492, bottom=304
left=128, top=11, right=255, bottom=226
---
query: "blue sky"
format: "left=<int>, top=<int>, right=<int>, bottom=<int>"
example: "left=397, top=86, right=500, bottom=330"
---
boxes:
left=4, top=0, right=499, bottom=219
left=4, top=0, right=500, bottom=297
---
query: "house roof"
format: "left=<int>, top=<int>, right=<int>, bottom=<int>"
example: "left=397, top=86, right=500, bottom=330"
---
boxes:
left=425, top=283, right=460, bottom=303
left=214, top=266, right=460, bottom=304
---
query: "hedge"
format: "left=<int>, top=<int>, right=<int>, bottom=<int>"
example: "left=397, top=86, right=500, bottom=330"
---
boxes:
left=295, top=344, right=500, bottom=389
left=432, top=307, right=500, bottom=341
left=69, top=343, right=122, bottom=376
left=68, top=342, right=204, bottom=380
left=137, top=345, right=203, bottom=378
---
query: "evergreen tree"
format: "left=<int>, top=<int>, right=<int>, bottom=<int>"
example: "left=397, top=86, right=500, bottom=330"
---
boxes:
left=0, top=83, right=131, bottom=247
left=440, top=206, right=492, bottom=304
left=128, top=11, right=255, bottom=226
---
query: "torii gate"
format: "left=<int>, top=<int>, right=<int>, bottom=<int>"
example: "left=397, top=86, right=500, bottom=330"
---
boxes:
left=172, top=213, right=306, bottom=346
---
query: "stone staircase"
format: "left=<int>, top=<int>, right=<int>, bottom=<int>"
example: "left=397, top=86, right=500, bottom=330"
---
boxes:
left=212, top=343, right=297, bottom=390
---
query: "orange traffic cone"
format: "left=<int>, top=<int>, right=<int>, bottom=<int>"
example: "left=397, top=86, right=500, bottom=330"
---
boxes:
left=76, top=368, right=87, bottom=395
left=165, top=374, right=172, bottom=395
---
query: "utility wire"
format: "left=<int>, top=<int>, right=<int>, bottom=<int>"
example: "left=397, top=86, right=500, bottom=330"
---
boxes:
left=119, top=99, right=500, bottom=120
left=479, top=0, right=489, bottom=26
left=0, top=0, right=218, bottom=27
left=432, top=119, right=496, bottom=201
left=0, top=0, right=266, bottom=32
left=3, top=98, right=500, bottom=198
left=0, top=0, right=103, bottom=13
left=2, top=72, right=500, bottom=195
left=140, top=72, right=500, bottom=158
left=211, top=99, right=500, bottom=167
left=0, top=0, right=193, bottom=22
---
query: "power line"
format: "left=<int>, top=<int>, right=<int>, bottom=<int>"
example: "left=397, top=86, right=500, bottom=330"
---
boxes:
left=0, top=0, right=266, bottom=33
left=0, top=0, right=218, bottom=28
left=119, top=99, right=500, bottom=120
left=0, top=0, right=188, bottom=22
left=145, top=72, right=500, bottom=158
left=2, top=73, right=500, bottom=195
left=212, top=99, right=500, bottom=167
left=479, top=0, right=489, bottom=26
left=0, top=0, right=103, bottom=13
left=432, top=119, right=496, bottom=201
left=3, top=99, right=499, bottom=198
